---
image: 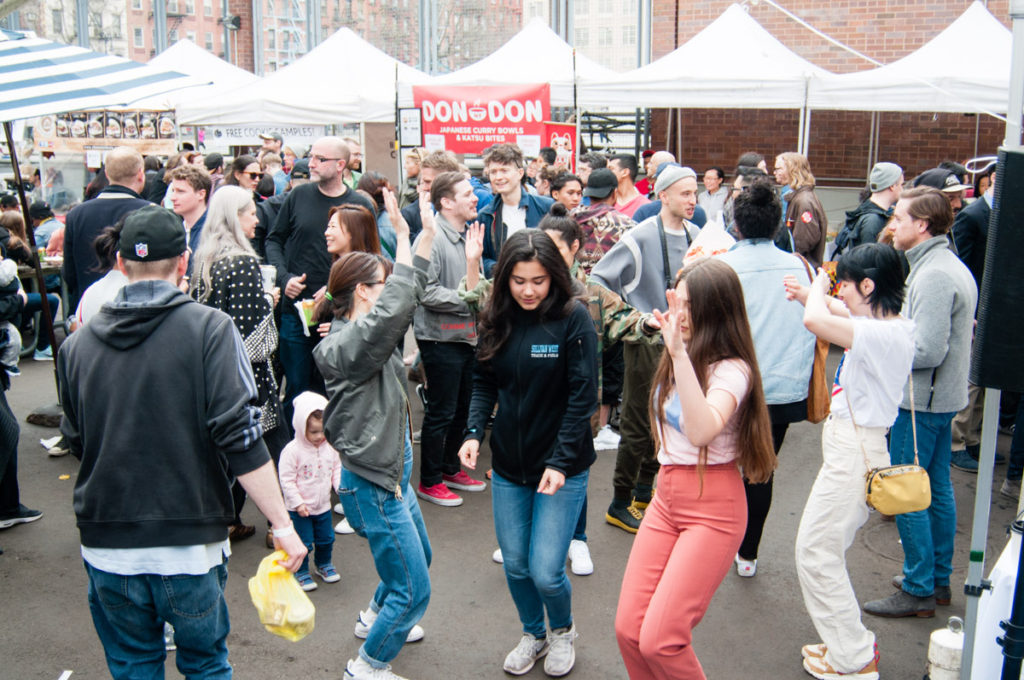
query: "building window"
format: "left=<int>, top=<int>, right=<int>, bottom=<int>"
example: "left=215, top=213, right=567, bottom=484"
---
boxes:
left=168, top=0, right=178, bottom=12
left=205, top=32, right=213, bottom=49
left=186, top=31, right=195, bottom=43
left=622, top=25, right=635, bottom=45
left=52, top=9, right=63, bottom=32
left=132, top=0, right=143, bottom=9
left=598, top=26, right=612, bottom=46
left=205, top=0, right=212, bottom=15
left=185, top=0, right=195, bottom=13
left=134, top=27, right=144, bottom=47
left=268, top=28, right=276, bottom=49
left=575, top=0, right=587, bottom=13
left=574, top=27, right=588, bottom=45
left=598, top=0, right=612, bottom=13
left=169, top=29, right=179, bottom=42
left=267, top=0, right=275, bottom=14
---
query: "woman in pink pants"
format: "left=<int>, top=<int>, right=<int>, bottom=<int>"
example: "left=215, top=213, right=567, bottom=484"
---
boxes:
left=614, top=258, right=776, bottom=679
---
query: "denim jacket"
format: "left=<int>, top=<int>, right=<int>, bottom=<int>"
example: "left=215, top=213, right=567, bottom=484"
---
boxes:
left=717, top=239, right=815, bottom=405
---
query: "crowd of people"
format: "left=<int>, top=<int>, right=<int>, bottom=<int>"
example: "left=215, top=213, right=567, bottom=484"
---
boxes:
left=0, top=132, right=1017, bottom=680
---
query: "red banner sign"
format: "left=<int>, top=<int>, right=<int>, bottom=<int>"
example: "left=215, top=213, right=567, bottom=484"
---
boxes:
left=412, top=84, right=551, bottom=154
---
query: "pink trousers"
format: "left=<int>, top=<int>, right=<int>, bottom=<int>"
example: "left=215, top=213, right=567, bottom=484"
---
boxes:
left=615, top=464, right=747, bottom=679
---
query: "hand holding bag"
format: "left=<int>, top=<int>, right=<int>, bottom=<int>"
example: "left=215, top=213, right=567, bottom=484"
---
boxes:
left=249, top=550, right=316, bottom=641
left=852, top=373, right=931, bottom=515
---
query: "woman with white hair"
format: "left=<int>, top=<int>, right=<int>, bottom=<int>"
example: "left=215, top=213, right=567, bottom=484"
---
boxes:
left=191, top=185, right=284, bottom=543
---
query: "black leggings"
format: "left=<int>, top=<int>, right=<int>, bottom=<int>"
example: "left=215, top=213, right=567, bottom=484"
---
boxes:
left=737, top=421, right=790, bottom=561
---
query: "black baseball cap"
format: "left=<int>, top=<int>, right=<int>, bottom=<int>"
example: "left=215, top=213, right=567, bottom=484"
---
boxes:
left=913, top=168, right=971, bottom=193
left=119, top=205, right=187, bottom=262
left=583, top=168, right=617, bottom=199
left=29, top=201, right=53, bottom=220
left=290, top=158, right=310, bottom=180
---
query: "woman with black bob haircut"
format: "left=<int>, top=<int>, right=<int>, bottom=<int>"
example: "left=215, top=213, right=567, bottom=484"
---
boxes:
left=717, top=178, right=816, bottom=579
left=459, top=228, right=598, bottom=677
left=834, top=242, right=905, bottom=316
left=784, top=241, right=914, bottom=680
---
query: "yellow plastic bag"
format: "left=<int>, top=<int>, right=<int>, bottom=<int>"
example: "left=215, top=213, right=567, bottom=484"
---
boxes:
left=248, top=550, right=316, bottom=641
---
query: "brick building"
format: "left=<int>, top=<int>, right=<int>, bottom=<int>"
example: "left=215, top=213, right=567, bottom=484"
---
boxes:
left=125, top=0, right=227, bottom=62
left=648, top=0, right=1010, bottom=183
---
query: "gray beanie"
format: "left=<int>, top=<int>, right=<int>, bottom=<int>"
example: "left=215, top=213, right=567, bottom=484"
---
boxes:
left=654, top=165, right=697, bottom=195
left=869, top=162, right=903, bottom=193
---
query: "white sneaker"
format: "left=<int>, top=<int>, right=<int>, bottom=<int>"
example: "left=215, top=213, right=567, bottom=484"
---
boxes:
left=334, top=503, right=345, bottom=515
left=567, top=539, right=593, bottom=576
left=492, top=547, right=504, bottom=564
left=735, top=554, right=757, bottom=577
left=354, top=607, right=425, bottom=643
left=344, top=656, right=409, bottom=680
left=335, top=518, right=355, bottom=534
left=592, top=425, right=621, bottom=451
left=503, top=633, right=549, bottom=675
left=544, top=624, right=577, bottom=677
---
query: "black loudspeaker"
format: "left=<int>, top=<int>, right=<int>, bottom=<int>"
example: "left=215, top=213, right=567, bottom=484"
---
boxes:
left=970, top=146, right=1024, bottom=391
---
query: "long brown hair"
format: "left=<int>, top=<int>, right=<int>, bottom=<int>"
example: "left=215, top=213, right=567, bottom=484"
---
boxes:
left=327, top=204, right=382, bottom=258
left=648, top=258, right=776, bottom=484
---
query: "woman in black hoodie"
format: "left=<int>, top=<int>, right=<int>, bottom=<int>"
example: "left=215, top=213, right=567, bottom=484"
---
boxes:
left=459, top=229, right=598, bottom=678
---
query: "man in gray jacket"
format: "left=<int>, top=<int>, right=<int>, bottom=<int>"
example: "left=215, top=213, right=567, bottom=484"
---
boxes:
left=413, top=171, right=487, bottom=507
left=863, top=186, right=977, bottom=618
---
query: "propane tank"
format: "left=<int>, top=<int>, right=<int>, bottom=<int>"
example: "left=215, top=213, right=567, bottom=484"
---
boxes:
left=926, top=617, right=964, bottom=680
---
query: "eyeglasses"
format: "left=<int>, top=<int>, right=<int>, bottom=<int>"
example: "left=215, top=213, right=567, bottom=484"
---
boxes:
left=245, top=172, right=262, bottom=180
left=366, top=280, right=386, bottom=286
left=311, top=155, right=342, bottom=164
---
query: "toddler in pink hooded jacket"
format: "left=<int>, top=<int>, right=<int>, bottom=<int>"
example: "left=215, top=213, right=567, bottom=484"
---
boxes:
left=278, top=391, right=342, bottom=591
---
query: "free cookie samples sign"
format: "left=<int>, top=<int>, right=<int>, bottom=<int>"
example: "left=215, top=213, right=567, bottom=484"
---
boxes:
left=411, top=84, right=551, bottom=155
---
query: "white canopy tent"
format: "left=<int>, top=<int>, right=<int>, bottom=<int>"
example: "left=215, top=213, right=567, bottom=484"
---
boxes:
left=808, top=2, right=1012, bottom=114
left=397, top=18, right=618, bottom=108
left=177, top=27, right=429, bottom=125
left=578, top=4, right=831, bottom=111
left=124, top=39, right=258, bottom=111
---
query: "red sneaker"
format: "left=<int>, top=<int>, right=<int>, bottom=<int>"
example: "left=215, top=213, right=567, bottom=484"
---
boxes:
left=416, top=482, right=464, bottom=507
left=442, top=471, right=487, bottom=492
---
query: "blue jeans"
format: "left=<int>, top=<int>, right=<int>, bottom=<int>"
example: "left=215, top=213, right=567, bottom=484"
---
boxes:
left=890, top=409, right=957, bottom=596
left=85, top=560, right=231, bottom=680
left=573, top=496, right=587, bottom=542
left=289, top=509, right=334, bottom=575
left=278, top=311, right=325, bottom=429
left=338, top=436, right=431, bottom=667
left=492, top=469, right=589, bottom=637
left=23, top=292, right=60, bottom=351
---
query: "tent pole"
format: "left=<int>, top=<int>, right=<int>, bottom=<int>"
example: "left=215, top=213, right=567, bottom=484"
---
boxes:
left=665, top=108, right=672, bottom=152
left=573, top=48, right=580, bottom=169
left=675, top=109, right=682, bottom=161
left=394, top=62, right=402, bottom=194
left=797, top=106, right=805, bottom=156
left=3, top=121, right=60, bottom=396
left=866, top=111, right=876, bottom=179
left=802, top=107, right=812, bottom=158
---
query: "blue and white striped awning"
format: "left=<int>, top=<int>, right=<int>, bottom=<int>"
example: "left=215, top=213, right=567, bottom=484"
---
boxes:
left=0, top=29, right=209, bottom=123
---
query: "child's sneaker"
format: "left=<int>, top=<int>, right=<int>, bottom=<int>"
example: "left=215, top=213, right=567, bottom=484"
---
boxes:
left=335, top=517, right=355, bottom=534
left=313, top=563, right=340, bottom=583
left=354, top=607, right=424, bottom=642
left=295, top=570, right=317, bottom=591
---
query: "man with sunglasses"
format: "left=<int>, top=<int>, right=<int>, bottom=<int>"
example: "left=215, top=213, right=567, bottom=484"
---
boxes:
left=265, top=137, right=376, bottom=425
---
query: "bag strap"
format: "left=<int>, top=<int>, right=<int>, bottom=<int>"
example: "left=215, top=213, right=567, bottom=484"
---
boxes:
left=850, top=366, right=920, bottom=472
left=908, top=370, right=920, bottom=465
left=795, top=252, right=814, bottom=285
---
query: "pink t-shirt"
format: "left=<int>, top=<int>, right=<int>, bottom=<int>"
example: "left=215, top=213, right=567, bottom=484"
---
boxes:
left=615, top=193, right=650, bottom=218
left=656, top=359, right=750, bottom=466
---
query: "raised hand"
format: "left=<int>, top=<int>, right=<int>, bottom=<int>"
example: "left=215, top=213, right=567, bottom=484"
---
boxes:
left=465, top=222, right=484, bottom=265
left=419, top=192, right=436, bottom=236
left=383, top=187, right=409, bottom=240
left=782, top=274, right=808, bottom=305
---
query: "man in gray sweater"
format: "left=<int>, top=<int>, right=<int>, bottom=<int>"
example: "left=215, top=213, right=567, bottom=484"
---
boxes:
left=863, top=187, right=977, bottom=619
left=591, top=165, right=700, bottom=532
left=413, top=171, right=487, bottom=507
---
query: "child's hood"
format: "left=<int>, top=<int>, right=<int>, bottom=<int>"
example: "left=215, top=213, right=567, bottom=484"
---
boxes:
left=0, top=258, right=18, bottom=287
left=291, top=391, right=329, bottom=449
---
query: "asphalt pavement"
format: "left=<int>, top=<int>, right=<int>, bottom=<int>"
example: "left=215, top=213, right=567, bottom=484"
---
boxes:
left=1, top=348, right=1019, bottom=680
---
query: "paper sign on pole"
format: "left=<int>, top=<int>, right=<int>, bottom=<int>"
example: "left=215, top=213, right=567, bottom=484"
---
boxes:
left=412, top=84, right=551, bottom=155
